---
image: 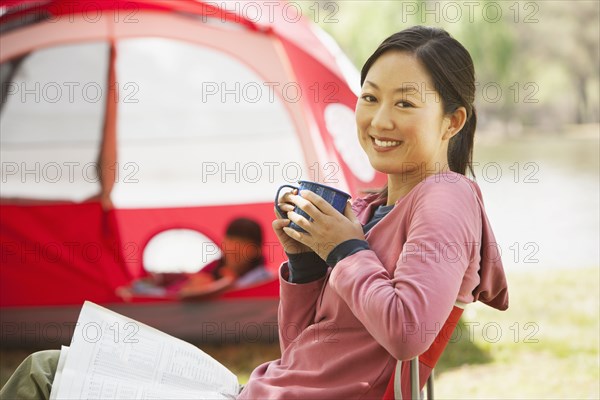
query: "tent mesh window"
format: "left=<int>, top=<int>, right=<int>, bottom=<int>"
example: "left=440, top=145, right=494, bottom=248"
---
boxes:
left=1, top=42, right=108, bottom=201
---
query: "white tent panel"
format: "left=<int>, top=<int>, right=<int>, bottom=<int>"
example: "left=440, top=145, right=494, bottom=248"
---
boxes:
left=112, top=38, right=306, bottom=208
left=0, top=42, right=107, bottom=201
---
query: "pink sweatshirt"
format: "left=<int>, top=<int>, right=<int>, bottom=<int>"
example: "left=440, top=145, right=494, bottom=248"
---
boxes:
left=238, top=171, right=508, bottom=399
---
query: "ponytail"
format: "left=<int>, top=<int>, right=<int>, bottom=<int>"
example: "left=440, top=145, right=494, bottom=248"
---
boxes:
left=448, top=106, right=477, bottom=179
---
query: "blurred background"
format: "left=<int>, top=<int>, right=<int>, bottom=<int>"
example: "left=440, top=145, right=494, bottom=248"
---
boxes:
left=1, top=0, right=599, bottom=398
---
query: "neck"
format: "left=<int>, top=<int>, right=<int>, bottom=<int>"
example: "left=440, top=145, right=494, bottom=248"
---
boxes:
left=385, top=163, right=450, bottom=205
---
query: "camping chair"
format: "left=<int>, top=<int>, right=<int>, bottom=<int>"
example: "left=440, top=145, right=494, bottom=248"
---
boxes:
left=382, top=304, right=465, bottom=400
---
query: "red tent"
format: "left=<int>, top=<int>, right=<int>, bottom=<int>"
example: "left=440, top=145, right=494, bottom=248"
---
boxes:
left=0, top=0, right=385, bottom=345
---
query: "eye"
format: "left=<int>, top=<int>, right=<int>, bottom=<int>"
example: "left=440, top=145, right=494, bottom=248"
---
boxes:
left=361, top=94, right=377, bottom=103
left=396, top=100, right=413, bottom=108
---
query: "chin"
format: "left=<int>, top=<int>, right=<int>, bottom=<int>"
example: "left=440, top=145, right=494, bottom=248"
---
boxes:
left=367, top=161, right=399, bottom=175
left=369, top=159, right=423, bottom=176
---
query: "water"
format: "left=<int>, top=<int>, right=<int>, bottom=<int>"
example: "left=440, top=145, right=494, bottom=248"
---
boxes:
left=472, top=133, right=599, bottom=271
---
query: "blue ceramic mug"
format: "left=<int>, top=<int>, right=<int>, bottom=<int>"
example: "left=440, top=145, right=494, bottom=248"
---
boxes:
left=275, top=180, right=351, bottom=232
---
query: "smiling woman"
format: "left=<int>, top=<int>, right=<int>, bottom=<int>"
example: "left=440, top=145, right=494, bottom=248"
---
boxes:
left=243, top=26, right=508, bottom=399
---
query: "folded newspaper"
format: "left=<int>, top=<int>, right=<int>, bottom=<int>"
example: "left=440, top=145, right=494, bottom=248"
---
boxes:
left=49, top=301, right=240, bottom=399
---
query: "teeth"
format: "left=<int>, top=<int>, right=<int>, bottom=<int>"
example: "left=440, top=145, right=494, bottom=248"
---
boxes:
left=373, top=138, right=402, bottom=147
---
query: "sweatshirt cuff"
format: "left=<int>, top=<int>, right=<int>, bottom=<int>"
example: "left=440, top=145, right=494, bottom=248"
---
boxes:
left=280, top=262, right=327, bottom=288
left=286, top=252, right=329, bottom=284
left=326, top=239, right=370, bottom=266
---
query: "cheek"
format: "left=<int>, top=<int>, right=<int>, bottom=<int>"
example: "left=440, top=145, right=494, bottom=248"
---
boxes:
left=355, top=103, right=370, bottom=125
left=405, top=115, right=438, bottom=139
left=355, top=114, right=371, bottom=138
left=399, top=122, right=422, bottom=142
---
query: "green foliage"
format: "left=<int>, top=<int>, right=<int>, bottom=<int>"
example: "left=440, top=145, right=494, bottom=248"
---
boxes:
left=300, top=0, right=600, bottom=128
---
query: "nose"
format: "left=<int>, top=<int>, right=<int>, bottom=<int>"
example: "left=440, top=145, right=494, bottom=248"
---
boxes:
left=370, top=104, right=394, bottom=131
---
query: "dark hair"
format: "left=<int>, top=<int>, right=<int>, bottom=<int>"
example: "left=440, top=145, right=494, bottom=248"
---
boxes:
left=225, top=217, right=263, bottom=245
left=361, top=26, right=477, bottom=179
left=212, top=217, right=264, bottom=279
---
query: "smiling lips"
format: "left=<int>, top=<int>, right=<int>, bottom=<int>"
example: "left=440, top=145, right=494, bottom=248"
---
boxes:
left=371, top=136, right=403, bottom=151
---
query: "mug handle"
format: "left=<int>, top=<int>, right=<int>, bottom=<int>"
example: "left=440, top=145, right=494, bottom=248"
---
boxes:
left=275, top=184, right=299, bottom=218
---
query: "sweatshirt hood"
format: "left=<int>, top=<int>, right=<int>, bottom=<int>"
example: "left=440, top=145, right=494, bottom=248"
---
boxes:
left=465, top=179, right=509, bottom=311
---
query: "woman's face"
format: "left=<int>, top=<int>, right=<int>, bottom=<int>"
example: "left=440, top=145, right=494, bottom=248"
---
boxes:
left=356, top=51, right=452, bottom=177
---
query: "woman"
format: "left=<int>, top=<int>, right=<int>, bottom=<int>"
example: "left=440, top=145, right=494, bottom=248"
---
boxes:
left=0, top=26, right=508, bottom=400
left=237, top=25, right=508, bottom=399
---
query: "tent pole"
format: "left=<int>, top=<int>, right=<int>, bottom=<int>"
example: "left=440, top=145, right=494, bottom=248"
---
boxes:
left=98, top=41, right=118, bottom=213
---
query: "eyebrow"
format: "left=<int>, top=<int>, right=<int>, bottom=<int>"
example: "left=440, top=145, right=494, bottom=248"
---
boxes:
left=364, top=80, right=421, bottom=94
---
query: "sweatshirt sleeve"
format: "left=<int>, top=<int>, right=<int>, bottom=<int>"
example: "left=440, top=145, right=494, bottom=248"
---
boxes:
left=277, top=262, right=326, bottom=353
left=329, top=178, right=481, bottom=361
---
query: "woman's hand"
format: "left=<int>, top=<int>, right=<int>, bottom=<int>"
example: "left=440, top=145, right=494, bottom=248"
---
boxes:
left=282, top=190, right=365, bottom=261
left=273, top=189, right=312, bottom=254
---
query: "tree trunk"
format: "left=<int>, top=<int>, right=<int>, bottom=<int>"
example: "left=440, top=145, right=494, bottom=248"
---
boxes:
left=575, top=74, right=588, bottom=124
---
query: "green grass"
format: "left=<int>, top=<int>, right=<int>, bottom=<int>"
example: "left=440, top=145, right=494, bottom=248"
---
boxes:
left=2, top=268, right=599, bottom=398
left=435, top=267, right=600, bottom=398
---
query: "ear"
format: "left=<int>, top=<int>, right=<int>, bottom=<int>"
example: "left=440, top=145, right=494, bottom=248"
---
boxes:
left=442, top=106, right=467, bottom=140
